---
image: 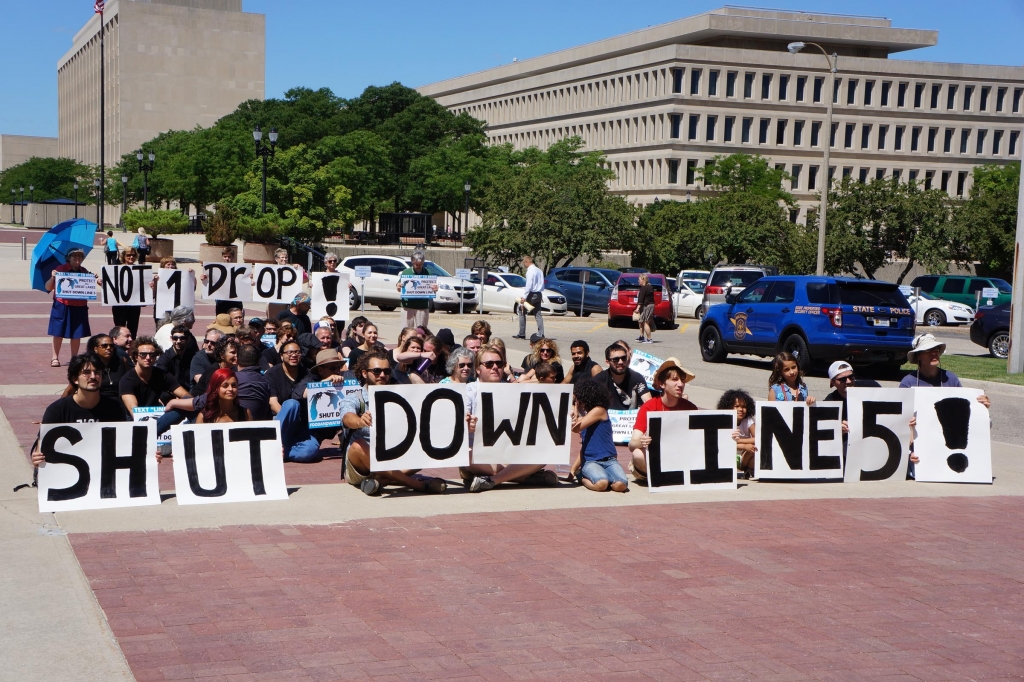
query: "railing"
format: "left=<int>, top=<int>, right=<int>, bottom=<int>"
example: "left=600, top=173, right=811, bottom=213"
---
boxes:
left=280, top=235, right=327, bottom=272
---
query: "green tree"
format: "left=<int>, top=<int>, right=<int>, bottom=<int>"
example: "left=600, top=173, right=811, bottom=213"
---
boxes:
left=699, top=192, right=804, bottom=272
left=958, top=162, right=1019, bottom=277
left=696, top=153, right=794, bottom=205
left=1, top=157, right=97, bottom=205
left=631, top=200, right=705, bottom=275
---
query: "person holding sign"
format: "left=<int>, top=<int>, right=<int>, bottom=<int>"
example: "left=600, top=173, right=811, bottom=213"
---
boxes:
left=119, top=336, right=191, bottom=418
left=595, top=343, right=652, bottom=412
left=196, top=368, right=252, bottom=424
left=716, top=389, right=757, bottom=479
left=341, top=349, right=448, bottom=496
left=275, top=349, right=348, bottom=463
left=768, top=352, right=816, bottom=404
left=569, top=380, right=629, bottom=492
left=628, top=359, right=698, bottom=485
left=397, top=251, right=438, bottom=329
left=46, top=248, right=95, bottom=368
left=32, top=354, right=130, bottom=466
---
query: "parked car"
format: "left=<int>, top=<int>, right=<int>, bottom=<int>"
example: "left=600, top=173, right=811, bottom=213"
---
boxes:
left=468, top=271, right=567, bottom=315
left=970, top=303, right=1011, bottom=359
left=608, top=273, right=674, bottom=328
left=338, top=255, right=477, bottom=312
left=678, top=269, right=711, bottom=282
left=544, top=267, right=621, bottom=316
left=673, top=279, right=705, bottom=319
left=899, top=285, right=975, bottom=326
left=701, top=264, right=778, bottom=317
left=909, top=275, right=1012, bottom=307
left=699, top=276, right=915, bottom=371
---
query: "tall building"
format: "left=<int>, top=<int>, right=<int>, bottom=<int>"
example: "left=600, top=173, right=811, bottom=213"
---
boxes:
left=57, top=0, right=265, bottom=169
left=0, top=135, right=59, bottom=171
left=419, top=7, right=1024, bottom=219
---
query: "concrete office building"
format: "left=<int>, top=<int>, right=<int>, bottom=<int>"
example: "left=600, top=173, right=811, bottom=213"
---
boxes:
left=0, top=135, right=59, bottom=171
left=419, top=7, right=1024, bottom=221
left=57, top=0, right=265, bottom=169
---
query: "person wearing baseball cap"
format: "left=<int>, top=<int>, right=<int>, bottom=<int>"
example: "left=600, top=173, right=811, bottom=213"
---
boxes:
left=274, top=348, right=348, bottom=463
left=627, top=358, right=698, bottom=485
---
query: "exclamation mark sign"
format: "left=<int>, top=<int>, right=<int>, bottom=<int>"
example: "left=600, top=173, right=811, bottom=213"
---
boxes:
left=321, top=275, right=339, bottom=317
left=933, top=397, right=971, bottom=473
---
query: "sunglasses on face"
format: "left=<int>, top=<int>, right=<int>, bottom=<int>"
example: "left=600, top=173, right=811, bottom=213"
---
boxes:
left=136, top=351, right=158, bottom=358
left=457, top=362, right=472, bottom=369
left=171, top=335, right=186, bottom=342
left=609, top=356, right=628, bottom=364
left=366, top=367, right=392, bottom=377
left=837, top=375, right=856, bottom=384
left=95, top=343, right=113, bottom=349
left=480, top=360, right=503, bottom=369
left=538, top=348, right=554, bottom=354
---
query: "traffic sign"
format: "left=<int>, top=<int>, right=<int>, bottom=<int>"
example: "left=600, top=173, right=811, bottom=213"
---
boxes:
left=354, top=266, right=371, bottom=279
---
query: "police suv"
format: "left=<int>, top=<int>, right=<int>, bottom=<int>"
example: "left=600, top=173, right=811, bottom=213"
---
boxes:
left=698, top=276, right=916, bottom=371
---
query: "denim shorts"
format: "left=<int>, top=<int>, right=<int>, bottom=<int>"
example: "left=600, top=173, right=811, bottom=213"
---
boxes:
left=578, top=457, right=628, bottom=485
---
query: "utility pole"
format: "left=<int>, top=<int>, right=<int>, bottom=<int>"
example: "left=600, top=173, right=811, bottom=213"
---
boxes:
left=1007, top=129, right=1024, bottom=374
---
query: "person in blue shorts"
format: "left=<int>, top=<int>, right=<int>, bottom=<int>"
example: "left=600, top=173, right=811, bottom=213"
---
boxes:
left=569, top=379, right=628, bottom=492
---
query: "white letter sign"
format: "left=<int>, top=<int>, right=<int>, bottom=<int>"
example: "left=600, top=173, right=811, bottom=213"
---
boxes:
left=472, top=384, right=573, bottom=465
left=169, top=422, right=286, bottom=505
left=202, top=262, right=252, bottom=302
left=912, top=387, right=992, bottom=483
left=37, top=422, right=160, bottom=512
left=154, top=268, right=196, bottom=318
left=252, top=264, right=302, bottom=305
left=845, top=388, right=913, bottom=482
left=755, top=402, right=844, bottom=480
left=311, top=272, right=351, bottom=323
left=646, top=411, right=736, bottom=492
left=369, top=384, right=469, bottom=471
left=101, top=265, right=154, bottom=306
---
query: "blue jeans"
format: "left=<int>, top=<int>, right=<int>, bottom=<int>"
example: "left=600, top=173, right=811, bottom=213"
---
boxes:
left=579, top=457, right=628, bottom=485
left=275, top=399, right=325, bottom=463
left=157, top=409, right=191, bottom=435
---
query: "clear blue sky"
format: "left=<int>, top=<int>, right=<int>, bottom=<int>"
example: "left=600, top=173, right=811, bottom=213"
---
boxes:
left=2, top=0, right=1022, bottom=137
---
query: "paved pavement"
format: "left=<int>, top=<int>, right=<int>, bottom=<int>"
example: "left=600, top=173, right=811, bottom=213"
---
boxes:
left=1, top=229, right=1023, bottom=681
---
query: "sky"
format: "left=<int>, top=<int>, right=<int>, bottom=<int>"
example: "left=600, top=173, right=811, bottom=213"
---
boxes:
left=2, top=0, right=1022, bottom=137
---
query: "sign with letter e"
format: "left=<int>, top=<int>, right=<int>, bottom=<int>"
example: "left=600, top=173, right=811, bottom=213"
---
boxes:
left=755, top=402, right=844, bottom=480
left=646, top=411, right=736, bottom=492
left=845, top=388, right=912, bottom=482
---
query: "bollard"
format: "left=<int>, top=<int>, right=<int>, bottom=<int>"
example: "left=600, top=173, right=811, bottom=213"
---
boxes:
left=21, top=236, right=26, bottom=260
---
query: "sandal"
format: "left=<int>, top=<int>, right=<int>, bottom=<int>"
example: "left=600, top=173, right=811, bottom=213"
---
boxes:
left=50, top=359, right=61, bottom=368
left=424, top=478, right=447, bottom=494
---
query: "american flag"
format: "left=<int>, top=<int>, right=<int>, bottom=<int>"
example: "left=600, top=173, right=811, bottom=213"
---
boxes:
left=94, top=0, right=104, bottom=13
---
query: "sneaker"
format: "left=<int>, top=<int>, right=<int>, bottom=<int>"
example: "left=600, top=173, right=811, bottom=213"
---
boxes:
left=360, top=478, right=381, bottom=496
left=636, top=335, right=644, bottom=342
left=424, top=478, right=447, bottom=494
left=469, top=476, right=496, bottom=493
left=458, top=467, right=475, bottom=486
left=512, top=335, right=526, bottom=340
left=521, top=469, right=558, bottom=487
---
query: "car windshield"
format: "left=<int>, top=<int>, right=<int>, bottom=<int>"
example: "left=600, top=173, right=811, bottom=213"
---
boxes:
left=992, top=279, right=1012, bottom=293
left=499, top=274, right=526, bottom=287
left=710, top=270, right=763, bottom=287
left=684, top=280, right=706, bottom=293
left=837, top=282, right=908, bottom=307
left=419, top=261, right=451, bottom=277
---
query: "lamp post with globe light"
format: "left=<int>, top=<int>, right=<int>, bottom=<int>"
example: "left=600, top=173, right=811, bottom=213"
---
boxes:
left=137, top=150, right=155, bottom=210
left=253, top=125, right=278, bottom=214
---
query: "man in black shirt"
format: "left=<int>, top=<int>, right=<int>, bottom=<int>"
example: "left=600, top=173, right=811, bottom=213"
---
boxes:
left=563, top=340, right=601, bottom=385
left=110, top=326, right=134, bottom=367
left=119, top=336, right=191, bottom=412
left=189, top=329, right=224, bottom=393
left=276, top=292, right=313, bottom=336
left=33, top=354, right=128, bottom=465
left=266, top=339, right=307, bottom=414
left=594, top=343, right=652, bottom=411
left=156, top=324, right=198, bottom=388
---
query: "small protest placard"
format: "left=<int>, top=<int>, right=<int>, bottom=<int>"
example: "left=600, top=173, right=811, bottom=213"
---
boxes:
left=260, top=334, right=276, bottom=349
left=845, top=388, right=913, bottom=482
left=629, top=349, right=663, bottom=389
left=306, top=380, right=344, bottom=429
left=913, top=387, right=992, bottom=484
left=399, top=275, right=437, bottom=299
left=201, top=262, right=252, bottom=302
left=55, top=272, right=98, bottom=301
left=310, top=272, right=351, bottom=323
left=472, top=384, right=572, bottom=465
left=755, top=402, right=844, bottom=480
left=132, top=406, right=171, bottom=446
left=608, top=409, right=638, bottom=444
left=252, top=264, right=302, bottom=305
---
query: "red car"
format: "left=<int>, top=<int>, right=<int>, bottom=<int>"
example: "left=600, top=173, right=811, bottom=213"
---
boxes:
left=608, top=273, right=675, bottom=328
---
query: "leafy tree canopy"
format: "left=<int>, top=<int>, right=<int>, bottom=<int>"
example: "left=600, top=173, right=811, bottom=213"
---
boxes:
left=0, top=157, right=97, bottom=204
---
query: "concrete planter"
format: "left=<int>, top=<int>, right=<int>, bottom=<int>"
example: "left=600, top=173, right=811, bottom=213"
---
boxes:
left=148, top=237, right=174, bottom=261
left=242, top=242, right=278, bottom=264
left=200, top=242, right=235, bottom=263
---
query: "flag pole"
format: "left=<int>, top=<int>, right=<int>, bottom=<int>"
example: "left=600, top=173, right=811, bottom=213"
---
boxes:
left=98, top=2, right=105, bottom=230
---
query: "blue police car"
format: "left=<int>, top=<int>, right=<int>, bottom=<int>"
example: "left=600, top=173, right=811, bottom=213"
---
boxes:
left=698, top=276, right=916, bottom=370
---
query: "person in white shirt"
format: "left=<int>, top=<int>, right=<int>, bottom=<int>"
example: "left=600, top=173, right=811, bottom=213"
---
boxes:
left=514, top=255, right=545, bottom=339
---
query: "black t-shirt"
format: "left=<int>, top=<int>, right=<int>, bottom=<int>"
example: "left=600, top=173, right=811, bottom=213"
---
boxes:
left=96, top=355, right=128, bottom=401
left=276, top=308, right=312, bottom=336
left=189, top=352, right=216, bottom=395
left=568, top=358, right=600, bottom=385
left=265, top=362, right=308, bottom=403
left=42, top=395, right=128, bottom=424
left=521, top=355, right=566, bottom=383
left=348, top=347, right=367, bottom=368
left=595, top=368, right=651, bottom=411
left=119, top=367, right=181, bottom=407
left=260, top=345, right=281, bottom=372
left=155, top=345, right=196, bottom=389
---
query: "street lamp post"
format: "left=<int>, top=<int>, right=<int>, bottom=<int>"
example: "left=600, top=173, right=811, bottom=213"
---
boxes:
left=136, top=150, right=155, bottom=210
left=9, top=190, right=14, bottom=224
left=253, top=125, right=278, bottom=214
left=462, top=182, right=471, bottom=236
left=93, top=178, right=101, bottom=225
left=19, top=187, right=24, bottom=224
left=29, top=185, right=34, bottom=204
left=121, top=175, right=128, bottom=231
left=74, top=182, right=79, bottom=219
left=788, top=41, right=837, bottom=277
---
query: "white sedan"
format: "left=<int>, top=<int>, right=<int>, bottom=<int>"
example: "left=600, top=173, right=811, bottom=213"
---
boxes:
left=900, top=286, right=975, bottom=326
left=673, top=279, right=706, bottom=319
left=470, top=272, right=568, bottom=314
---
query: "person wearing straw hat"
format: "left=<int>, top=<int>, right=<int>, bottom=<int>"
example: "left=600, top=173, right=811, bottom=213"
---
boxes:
left=274, top=348, right=348, bottom=463
left=627, top=357, right=698, bottom=485
left=206, top=313, right=236, bottom=336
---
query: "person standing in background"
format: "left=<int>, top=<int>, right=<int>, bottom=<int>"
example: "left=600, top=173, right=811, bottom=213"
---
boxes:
left=132, top=228, right=150, bottom=264
left=104, top=231, right=119, bottom=265
left=635, top=273, right=656, bottom=344
left=514, top=255, right=545, bottom=340
left=397, top=251, right=438, bottom=329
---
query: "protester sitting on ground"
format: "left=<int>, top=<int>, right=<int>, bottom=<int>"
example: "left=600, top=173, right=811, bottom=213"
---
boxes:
left=196, top=368, right=252, bottom=424
left=274, top=349, right=348, bottom=463
left=439, top=347, right=475, bottom=384
left=232, top=324, right=260, bottom=349
left=110, top=326, right=134, bottom=365
left=471, top=320, right=492, bottom=344
left=341, top=349, right=448, bottom=496
left=262, top=318, right=278, bottom=337
left=155, top=324, right=199, bottom=389
left=391, top=335, right=427, bottom=385
left=564, top=340, right=602, bottom=385
left=260, top=322, right=296, bottom=371
left=717, top=389, right=757, bottom=479
left=823, top=360, right=886, bottom=458
left=74, top=334, right=128, bottom=401
left=192, top=337, right=239, bottom=397
left=569, top=379, right=628, bottom=492
left=46, top=247, right=94, bottom=368
left=461, top=345, right=560, bottom=492
left=277, top=293, right=313, bottom=336
left=533, top=362, right=559, bottom=384
left=341, top=316, right=369, bottom=358
left=119, top=336, right=190, bottom=409
left=266, top=339, right=307, bottom=414
left=435, top=328, right=456, bottom=355
left=107, top=248, right=142, bottom=338
left=313, top=320, right=337, bottom=351
left=595, top=343, right=651, bottom=411
left=164, top=340, right=267, bottom=426
left=628, top=359, right=699, bottom=484
left=190, top=329, right=224, bottom=392
left=768, top=352, right=816, bottom=404
left=518, top=337, right=565, bottom=383
left=462, top=334, right=482, bottom=356
left=421, top=335, right=447, bottom=383
left=154, top=305, right=197, bottom=352
left=347, top=323, right=380, bottom=368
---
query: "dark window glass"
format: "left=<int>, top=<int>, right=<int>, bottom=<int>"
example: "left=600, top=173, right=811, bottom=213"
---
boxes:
left=776, top=119, right=787, bottom=145
left=813, top=77, right=823, bottom=103
left=736, top=281, right=770, bottom=304
left=808, top=166, right=818, bottom=190
left=830, top=123, right=838, bottom=148
left=761, top=73, right=772, bottom=100
left=794, top=120, right=804, bottom=146
left=878, top=125, right=888, bottom=150
left=980, top=86, right=990, bottom=111
left=844, top=123, right=855, bottom=148
left=779, top=74, right=789, bottom=100
left=765, top=281, right=795, bottom=303
left=925, top=171, right=934, bottom=190
left=690, top=69, right=701, bottom=96
left=686, top=159, right=697, bottom=185
left=726, top=71, right=737, bottom=97
left=843, top=167, right=853, bottom=179
left=688, top=114, right=699, bottom=140
left=993, top=130, right=1003, bottom=154
left=667, top=159, right=679, bottom=184
left=706, top=115, right=717, bottom=141
left=947, top=84, right=958, bottom=110
left=791, top=164, right=801, bottom=189
left=861, top=125, right=871, bottom=149
left=833, top=78, right=841, bottom=104
left=881, top=81, right=891, bottom=106
left=724, top=116, right=735, bottom=142
left=977, top=129, right=987, bottom=155
left=911, top=276, right=939, bottom=292
left=957, top=171, right=967, bottom=196
left=744, top=73, right=754, bottom=98
left=912, top=127, right=921, bottom=151
left=914, top=83, right=925, bottom=108
left=811, top=121, right=821, bottom=147
left=960, top=129, right=969, bottom=154
left=941, top=278, right=966, bottom=294
left=943, top=128, right=953, bottom=153
left=898, top=82, right=908, bottom=107
left=742, top=117, right=752, bottom=143
left=865, top=80, right=874, bottom=105
left=875, top=168, right=885, bottom=180
left=858, top=168, right=868, bottom=183
left=894, top=126, right=904, bottom=151
left=759, top=119, right=770, bottom=144
left=967, top=279, right=989, bottom=294
left=1011, top=131, right=1020, bottom=156
left=796, top=76, right=806, bottom=102
left=838, top=282, right=907, bottom=307
left=806, top=282, right=839, bottom=304
left=1014, top=88, right=1022, bottom=113
left=670, top=114, right=681, bottom=139
left=930, top=84, right=940, bottom=109
left=927, top=128, right=937, bottom=152
left=671, top=69, right=683, bottom=94
left=940, top=171, right=950, bottom=192
left=847, top=79, right=858, bottom=105
left=708, top=70, right=719, bottom=96
left=964, top=85, right=974, bottom=110
left=997, top=87, right=1007, bottom=112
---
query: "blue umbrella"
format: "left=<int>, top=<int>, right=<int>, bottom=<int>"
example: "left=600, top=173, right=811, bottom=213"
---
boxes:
left=29, top=219, right=98, bottom=292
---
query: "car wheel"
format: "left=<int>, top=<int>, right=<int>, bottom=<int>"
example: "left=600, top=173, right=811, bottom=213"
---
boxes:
left=989, top=331, right=1010, bottom=359
left=377, top=305, right=396, bottom=312
left=782, top=334, right=811, bottom=371
left=582, top=311, right=592, bottom=317
left=924, top=309, right=946, bottom=326
left=695, top=306, right=704, bottom=320
left=428, top=300, right=436, bottom=313
left=607, top=316, right=620, bottom=328
left=700, top=326, right=727, bottom=363
left=348, top=286, right=361, bottom=310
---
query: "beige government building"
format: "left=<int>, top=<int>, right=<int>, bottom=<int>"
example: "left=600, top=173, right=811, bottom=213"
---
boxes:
left=57, top=0, right=265, bottom=169
left=419, top=7, right=1024, bottom=221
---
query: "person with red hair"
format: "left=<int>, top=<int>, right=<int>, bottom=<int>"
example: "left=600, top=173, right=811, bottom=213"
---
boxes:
left=196, top=368, right=252, bottom=424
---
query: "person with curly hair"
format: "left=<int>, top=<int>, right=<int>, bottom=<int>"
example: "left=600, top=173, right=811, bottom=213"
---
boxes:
left=717, top=389, right=757, bottom=479
left=570, top=379, right=628, bottom=492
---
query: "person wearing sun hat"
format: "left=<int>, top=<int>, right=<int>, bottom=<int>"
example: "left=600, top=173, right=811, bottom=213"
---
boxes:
left=627, top=357, right=698, bottom=484
left=273, top=348, right=349, bottom=463
left=205, top=313, right=236, bottom=336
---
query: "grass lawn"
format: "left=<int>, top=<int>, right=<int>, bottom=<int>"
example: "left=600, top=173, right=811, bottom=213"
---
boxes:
left=901, top=354, right=1024, bottom=386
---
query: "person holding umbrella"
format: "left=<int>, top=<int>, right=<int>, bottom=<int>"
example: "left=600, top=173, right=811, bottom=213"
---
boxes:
left=46, top=248, right=95, bottom=367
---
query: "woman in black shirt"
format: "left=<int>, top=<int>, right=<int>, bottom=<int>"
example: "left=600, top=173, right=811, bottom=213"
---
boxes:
left=635, top=274, right=656, bottom=344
